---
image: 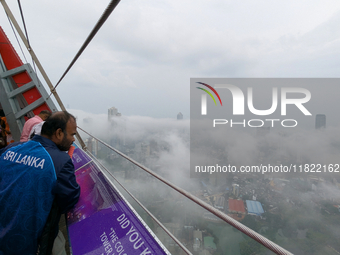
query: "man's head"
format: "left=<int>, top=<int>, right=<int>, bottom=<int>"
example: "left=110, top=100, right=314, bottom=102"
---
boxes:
left=41, top=111, right=77, bottom=151
left=38, top=110, right=52, bottom=121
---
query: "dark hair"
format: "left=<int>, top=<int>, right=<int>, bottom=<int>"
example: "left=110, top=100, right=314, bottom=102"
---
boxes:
left=0, top=118, right=6, bottom=136
left=39, top=110, right=52, bottom=117
left=41, top=111, right=76, bottom=137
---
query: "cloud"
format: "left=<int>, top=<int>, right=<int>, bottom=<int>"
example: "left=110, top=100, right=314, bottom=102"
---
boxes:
left=2, top=0, right=340, bottom=117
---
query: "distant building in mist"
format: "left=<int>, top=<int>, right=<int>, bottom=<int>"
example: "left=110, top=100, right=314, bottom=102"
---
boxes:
left=83, top=117, right=93, bottom=124
left=155, top=223, right=182, bottom=254
left=141, top=142, right=150, bottom=160
left=86, top=138, right=98, bottom=157
left=193, top=230, right=202, bottom=252
left=149, top=140, right=158, bottom=157
left=177, top=112, right=183, bottom=120
left=214, top=195, right=225, bottom=210
left=108, top=106, right=121, bottom=120
left=232, top=183, right=240, bottom=197
left=315, top=114, right=326, bottom=129
left=108, top=106, right=126, bottom=153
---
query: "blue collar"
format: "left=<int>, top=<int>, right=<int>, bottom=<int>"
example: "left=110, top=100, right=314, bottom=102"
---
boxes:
left=31, top=135, right=58, bottom=149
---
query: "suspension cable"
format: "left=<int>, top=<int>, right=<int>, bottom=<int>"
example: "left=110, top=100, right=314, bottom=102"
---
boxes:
left=77, top=126, right=294, bottom=255
left=86, top=149, right=192, bottom=255
left=5, top=12, right=28, bottom=63
left=49, top=0, right=121, bottom=96
left=17, top=0, right=37, bottom=74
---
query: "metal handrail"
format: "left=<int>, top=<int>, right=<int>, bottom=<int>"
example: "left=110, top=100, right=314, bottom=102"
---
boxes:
left=78, top=126, right=294, bottom=255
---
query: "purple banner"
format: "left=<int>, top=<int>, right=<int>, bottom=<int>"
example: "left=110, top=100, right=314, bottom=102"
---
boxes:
left=68, top=147, right=168, bottom=255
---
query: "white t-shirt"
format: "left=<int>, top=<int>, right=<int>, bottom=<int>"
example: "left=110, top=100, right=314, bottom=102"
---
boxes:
left=28, top=121, right=45, bottom=140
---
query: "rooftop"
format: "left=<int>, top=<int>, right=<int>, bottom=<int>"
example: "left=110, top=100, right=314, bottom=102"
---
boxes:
left=228, top=199, right=246, bottom=213
left=246, top=200, right=265, bottom=216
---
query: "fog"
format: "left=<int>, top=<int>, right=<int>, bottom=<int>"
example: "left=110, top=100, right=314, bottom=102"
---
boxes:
left=68, top=108, right=340, bottom=254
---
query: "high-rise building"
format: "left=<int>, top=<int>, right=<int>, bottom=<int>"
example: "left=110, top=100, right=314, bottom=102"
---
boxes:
left=315, top=114, right=326, bottom=129
left=108, top=107, right=121, bottom=120
left=108, top=107, right=126, bottom=153
left=177, top=112, right=183, bottom=120
left=85, top=138, right=98, bottom=157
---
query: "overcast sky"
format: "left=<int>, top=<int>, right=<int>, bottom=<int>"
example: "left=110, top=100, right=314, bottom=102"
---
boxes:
left=1, top=0, right=340, bottom=118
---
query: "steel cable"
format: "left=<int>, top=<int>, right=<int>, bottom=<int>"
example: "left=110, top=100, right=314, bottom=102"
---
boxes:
left=50, top=0, right=121, bottom=96
left=17, top=0, right=37, bottom=74
left=5, top=12, right=28, bottom=63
